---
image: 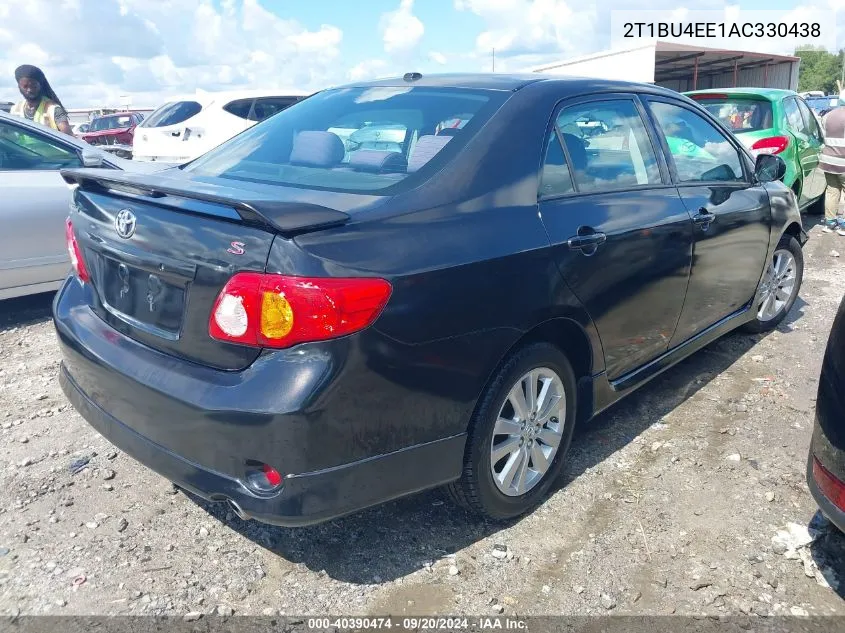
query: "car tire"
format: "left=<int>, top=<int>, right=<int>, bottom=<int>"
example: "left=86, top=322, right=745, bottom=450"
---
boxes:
left=447, top=343, right=577, bottom=520
left=743, top=235, right=804, bottom=333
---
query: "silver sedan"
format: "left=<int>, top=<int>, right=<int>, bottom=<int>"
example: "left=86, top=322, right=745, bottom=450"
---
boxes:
left=0, top=112, right=172, bottom=300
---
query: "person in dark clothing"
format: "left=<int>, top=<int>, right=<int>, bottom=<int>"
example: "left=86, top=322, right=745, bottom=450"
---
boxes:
left=10, top=65, right=73, bottom=135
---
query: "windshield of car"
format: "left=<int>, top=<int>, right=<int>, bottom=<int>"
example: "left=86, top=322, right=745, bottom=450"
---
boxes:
left=90, top=115, right=134, bottom=131
left=183, top=86, right=508, bottom=194
left=140, top=101, right=203, bottom=128
left=806, top=96, right=843, bottom=114
left=693, top=98, right=773, bottom=133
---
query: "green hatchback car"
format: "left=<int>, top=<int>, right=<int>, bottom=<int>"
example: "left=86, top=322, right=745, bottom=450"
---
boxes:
left=684, top=88, right=826, bottom=214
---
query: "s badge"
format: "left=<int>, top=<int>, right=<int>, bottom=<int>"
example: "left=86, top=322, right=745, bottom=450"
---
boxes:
left=227, top=241, right=246, bottom=255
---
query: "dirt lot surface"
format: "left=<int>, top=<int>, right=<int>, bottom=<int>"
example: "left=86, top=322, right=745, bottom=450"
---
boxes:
left=1, top=217, right=845, bottom=620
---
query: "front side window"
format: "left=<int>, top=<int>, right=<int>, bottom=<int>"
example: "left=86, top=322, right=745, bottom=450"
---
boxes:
left=649, top=101, right=745, bottom=183
left=555, top=99, right=661, bottom=193
left=184, top=86, right=508, bottom=194
left=0, top=121, right=81, bottom=171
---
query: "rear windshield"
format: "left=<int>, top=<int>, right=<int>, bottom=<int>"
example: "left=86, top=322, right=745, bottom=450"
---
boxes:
left=90, top=114, right=133, bottom=131
left=140, top=101, right=203, bottom=128
left=692, top=98, right=773, bottom=133
left=182, top=86, right=508, bottom=195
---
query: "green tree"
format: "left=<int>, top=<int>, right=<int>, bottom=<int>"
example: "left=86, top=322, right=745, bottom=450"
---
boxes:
left=796, top=46, right=844, bottom=93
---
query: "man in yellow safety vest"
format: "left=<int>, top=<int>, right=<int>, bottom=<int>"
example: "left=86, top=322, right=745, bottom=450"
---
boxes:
left=9, top=65, right=73, bottom=135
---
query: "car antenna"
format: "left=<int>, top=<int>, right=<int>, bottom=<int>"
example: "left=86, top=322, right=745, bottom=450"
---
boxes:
left=403, top=72, right=423, bottom=82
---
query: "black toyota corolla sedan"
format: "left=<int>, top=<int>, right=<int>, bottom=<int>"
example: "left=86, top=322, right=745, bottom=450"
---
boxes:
left=55, top=73, right=806, bottom=527
left=808, top=293, right=845, bottom=531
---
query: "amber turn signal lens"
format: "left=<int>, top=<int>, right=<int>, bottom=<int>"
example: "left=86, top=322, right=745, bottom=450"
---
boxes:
left=260, top=292, right=295, bottom=340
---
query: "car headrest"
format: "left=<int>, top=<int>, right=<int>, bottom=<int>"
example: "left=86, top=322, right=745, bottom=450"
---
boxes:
left=290, top=131, right=345, bottom=167
left=562, top=133, right=587, bottom=171
left=408, top=135, right=451, bottom=172
left=348, top=150, right=407, bottom=173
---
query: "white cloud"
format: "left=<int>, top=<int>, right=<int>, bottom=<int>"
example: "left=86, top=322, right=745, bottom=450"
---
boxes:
left=348, top=59, right=391, bottom=82
left=380, top=0, right=425, bottom=56
left=0, top=0, right=344, bottom=108
left=428, top=51, right=448, bottom=65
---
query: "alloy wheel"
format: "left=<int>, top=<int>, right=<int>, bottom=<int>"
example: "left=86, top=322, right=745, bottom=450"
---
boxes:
left=489, top=368, right=566, bottom=497
left=757, top=248, right=797, bottom=322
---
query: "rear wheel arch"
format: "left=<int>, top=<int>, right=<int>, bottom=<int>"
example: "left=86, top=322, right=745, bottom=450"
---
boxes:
left=783, top=221, right=803, bottom=242
left=468, top=317, right=596, bottom=433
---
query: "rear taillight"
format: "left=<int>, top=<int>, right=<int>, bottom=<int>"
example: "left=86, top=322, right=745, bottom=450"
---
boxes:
left=209, top=273, right=392, bottom=349
left=812, top=457, right=845, bottom=511
left=750, top=135, right=790, bottom=156
left=65, top=218, right=90, bottom=283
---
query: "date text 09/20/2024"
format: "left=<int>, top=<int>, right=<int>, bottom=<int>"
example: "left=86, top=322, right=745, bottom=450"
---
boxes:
left=306, top=617, right=527, bottom=630
left=622, top=22, right=821, bottom=39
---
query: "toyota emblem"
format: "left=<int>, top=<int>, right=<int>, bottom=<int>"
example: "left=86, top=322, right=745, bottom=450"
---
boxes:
left=115, top=209, right=136, bottom=239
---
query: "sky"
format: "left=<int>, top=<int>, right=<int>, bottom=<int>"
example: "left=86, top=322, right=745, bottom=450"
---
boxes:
left=0, top=0, right=843, bottom=109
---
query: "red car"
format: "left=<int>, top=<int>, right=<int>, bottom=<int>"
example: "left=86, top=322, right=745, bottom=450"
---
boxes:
left=80, top=111, right=144, bottom=147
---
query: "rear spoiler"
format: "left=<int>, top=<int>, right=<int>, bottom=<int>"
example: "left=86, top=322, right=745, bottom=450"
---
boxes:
left=60, top=168, right=351, bottom=236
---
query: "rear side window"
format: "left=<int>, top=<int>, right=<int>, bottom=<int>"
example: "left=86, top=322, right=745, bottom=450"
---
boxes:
left=141, top=101, right=203, bottom=128
left=539, top=133, right=574, bottom=197
left=783, top=98, right=805, bottom=134
left=554, top=99, right=661, bottom=193
left=649, top=101, right=744, bottom=183
left=694, top=97, right=773, bottom=133
left=183, top=86, right=508, bottom=195
left=223, top=99, right=254, bottom=120
left=250, top=97, right=299, bottom=121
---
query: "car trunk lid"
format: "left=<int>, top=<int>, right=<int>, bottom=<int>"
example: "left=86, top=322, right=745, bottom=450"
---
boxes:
left=61, top=168, right=355, bottom=371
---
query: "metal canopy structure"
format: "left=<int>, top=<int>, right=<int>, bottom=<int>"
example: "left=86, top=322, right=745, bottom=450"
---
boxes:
left=529, top=40, right=800, bottom=92
left=653, top=41, right=800, bottom=91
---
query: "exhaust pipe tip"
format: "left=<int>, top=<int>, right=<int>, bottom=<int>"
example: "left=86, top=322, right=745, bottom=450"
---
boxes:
left=226, top=499, right=250, bottom=522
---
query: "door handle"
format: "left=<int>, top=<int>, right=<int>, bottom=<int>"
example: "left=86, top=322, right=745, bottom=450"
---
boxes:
left=693, top=209, right=716, bottom=225
left=567, top=231, right=607, bottom=251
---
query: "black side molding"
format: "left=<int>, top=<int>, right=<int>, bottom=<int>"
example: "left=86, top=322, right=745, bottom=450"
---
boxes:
left=60, top=168, right=351, bottom=236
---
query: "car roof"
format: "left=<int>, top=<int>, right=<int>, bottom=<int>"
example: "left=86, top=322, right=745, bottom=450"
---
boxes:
left=328, top=72, right=692, bottom=100
left=684, top=87, right=797, bottom=101
left=0, top=110, right=89, bottom=150
left=155, top=88, right=311, bottom=108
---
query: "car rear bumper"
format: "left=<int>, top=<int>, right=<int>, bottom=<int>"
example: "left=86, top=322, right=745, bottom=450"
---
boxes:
left=53, top=277, right=465, bottom=526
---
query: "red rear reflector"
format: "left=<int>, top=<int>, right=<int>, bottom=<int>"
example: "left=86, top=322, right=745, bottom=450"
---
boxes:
left=65, top=218, right=90, bottom=283
left=209, top=273, right=392, bottom=348
left=812, top=457, right=845, bottom=511
left=750, top=135, right=790, bottom=156
left=262, top=464, right=282, bottom=488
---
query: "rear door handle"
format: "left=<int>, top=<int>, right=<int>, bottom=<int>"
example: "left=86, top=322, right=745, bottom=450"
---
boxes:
left=567, top=232, right=607, bottom=251
left=693, top=209, right=716, bottom=225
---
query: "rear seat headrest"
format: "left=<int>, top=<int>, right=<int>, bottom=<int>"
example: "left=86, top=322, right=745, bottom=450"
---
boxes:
left=408, top=135, right=451, bottom=172
left=290, top=131, right=345, bottom=167
left=348, top=150, right=407, bottom=173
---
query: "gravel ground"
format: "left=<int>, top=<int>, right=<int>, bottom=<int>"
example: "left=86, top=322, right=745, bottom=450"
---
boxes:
left=1, top=217, right=844, bottom=619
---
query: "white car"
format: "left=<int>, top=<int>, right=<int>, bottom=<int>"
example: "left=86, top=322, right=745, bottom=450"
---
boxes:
left=131, top=89, right=309, bottom=163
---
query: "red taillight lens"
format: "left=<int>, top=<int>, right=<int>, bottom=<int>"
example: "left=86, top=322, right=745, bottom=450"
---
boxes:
left=750, top=135, right=790, bottom=156
left=812, top=457, right=845, bottom=511
left=65, top=218, right=90, bottom=283
left=209, top=273, right=392, bottom=348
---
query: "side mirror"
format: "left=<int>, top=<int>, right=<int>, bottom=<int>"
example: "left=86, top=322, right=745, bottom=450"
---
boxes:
left=80, top=148, right=104, bottom=168
left=755, top=154, right=787, bottom=183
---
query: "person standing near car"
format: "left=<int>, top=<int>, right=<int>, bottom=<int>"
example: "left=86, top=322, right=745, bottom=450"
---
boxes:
left=9, top=65, right=73, bottom=135
left=819, top=105, right=845, bottom=235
